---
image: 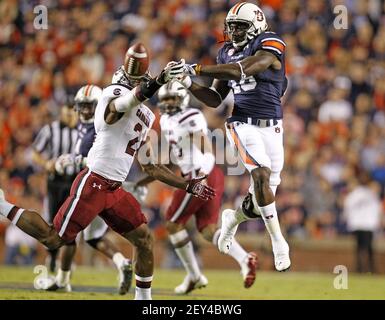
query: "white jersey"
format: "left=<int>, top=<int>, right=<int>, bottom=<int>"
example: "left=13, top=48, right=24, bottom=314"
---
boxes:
left=160, top=108, right=208, bottom=176
left=87, top=84, right=155, bottom=182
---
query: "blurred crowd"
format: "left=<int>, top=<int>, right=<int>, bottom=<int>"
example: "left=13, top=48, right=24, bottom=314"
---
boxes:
left=1, top=0, right=385, bottom=260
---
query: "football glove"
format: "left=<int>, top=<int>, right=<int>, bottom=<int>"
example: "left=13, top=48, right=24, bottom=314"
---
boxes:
left=156, top=60, right=186, bottom=84
left=54, top=154, right=75, bottom=175
left=186, top=175, right=216, bottom=201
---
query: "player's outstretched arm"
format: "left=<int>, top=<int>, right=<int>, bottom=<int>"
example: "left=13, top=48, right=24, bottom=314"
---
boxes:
left=177, top=51, right=278, bottom=81
left=181, top=77, right=230, bottom=108
left=108, top=61, right=186, bottom=115
left=137, top=141, right=216, bottom=200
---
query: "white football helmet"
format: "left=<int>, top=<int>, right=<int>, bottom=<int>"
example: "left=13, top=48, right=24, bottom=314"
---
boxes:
left=158, top=80, right=190, bottom=115
left=111, top=66, right=151, bottom=89
left=74, top=84, right=102, bottom=121
left=225, top=2, right=268, bottom=48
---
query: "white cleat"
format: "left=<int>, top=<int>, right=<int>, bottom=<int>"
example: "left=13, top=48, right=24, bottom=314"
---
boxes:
left=240, top=252, right=258, bottom=288
left=273, top=240, right=291, bottom=272
left=174, top=274, right=208, bottom=295
left=218, top=209, right=239, bottom=254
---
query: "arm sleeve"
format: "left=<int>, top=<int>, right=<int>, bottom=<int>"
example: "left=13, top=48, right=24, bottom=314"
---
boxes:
left=113, top=88, right=141, bottom=113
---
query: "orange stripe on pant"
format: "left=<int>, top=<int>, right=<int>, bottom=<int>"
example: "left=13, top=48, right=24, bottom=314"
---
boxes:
left=229, top=125, right=259, bottom=167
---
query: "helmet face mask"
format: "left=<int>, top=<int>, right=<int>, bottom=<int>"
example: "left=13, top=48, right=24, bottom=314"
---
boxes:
left=225, top=21, right=253, bottom=48
left=75, top=102, right=97, bottom=121
left=74, top=85, right=102, bottom=122
left=159, top=95, right=183, bottom=115
left=158, top=80, right=190, bottom=115
left=111, top=66, right=151, bottom=89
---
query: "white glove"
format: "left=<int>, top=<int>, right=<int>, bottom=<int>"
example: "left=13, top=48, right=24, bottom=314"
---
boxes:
left=180, top=75, right=192, bottom=89
left=74, top=155, right=87, bottom=171
left=54, top=154, right=75, bottom=175
left=181, top=60, right=199, bottom=77
left=122, top=181, right=148, bottom=204
left=156, top=60, right=186, bottom=84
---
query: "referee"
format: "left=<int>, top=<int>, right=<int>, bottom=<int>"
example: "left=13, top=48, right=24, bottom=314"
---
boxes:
left=32, top=103, right=78, bottom=273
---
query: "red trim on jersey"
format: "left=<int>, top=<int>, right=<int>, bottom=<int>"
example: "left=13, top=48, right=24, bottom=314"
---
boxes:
left=7, top=206, right=20, bottom=222
left=178, top=111, right=199, bottom=124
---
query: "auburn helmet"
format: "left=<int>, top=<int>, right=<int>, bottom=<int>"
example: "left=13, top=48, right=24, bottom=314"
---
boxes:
left=158, top=80, right=190, bottom=115
left=74, top=84, right=102, bottom=121
left=225, top=2, right=268, bottom=48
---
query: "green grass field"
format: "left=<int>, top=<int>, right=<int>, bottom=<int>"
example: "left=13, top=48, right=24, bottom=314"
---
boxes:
left=0, top=265, right=384, bottom=300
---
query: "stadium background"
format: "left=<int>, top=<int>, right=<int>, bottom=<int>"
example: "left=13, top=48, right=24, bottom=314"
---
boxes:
left=0, top=0, right=385, bottom=280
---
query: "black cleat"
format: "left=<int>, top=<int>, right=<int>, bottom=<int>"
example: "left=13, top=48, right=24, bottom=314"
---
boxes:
left=118, top=259, right=133, bottom=295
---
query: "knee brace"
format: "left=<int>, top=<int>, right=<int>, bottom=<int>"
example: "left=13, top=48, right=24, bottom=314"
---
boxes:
left=241, top=193, right=262, bottom=218
left=86, top=237, right=103, bottom=249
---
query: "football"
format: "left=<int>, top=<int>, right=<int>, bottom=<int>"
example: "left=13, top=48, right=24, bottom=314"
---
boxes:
left=123, top=42, right=149, bottom=78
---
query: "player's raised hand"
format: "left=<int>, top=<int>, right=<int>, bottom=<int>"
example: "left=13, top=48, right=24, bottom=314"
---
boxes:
left=156, top=60, right=186, bottom=84
left=186, top=175, right=216, bottom=201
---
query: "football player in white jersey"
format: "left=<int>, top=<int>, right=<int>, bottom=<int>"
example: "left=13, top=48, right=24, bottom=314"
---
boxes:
left=0, top=45, right=215, bottom=300
left=135, top=80, right=257, bottom=294
left=47, top=84, right=133, bottom=295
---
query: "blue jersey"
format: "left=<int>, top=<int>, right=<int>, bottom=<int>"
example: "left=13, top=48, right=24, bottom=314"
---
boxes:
left=75, top=121, right=96, bottom=157
left=217, top=31, right=287, bottom=119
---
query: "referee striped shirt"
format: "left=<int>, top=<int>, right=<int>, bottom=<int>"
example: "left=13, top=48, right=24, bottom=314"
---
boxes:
left=33, top=120, right=78, bottom=177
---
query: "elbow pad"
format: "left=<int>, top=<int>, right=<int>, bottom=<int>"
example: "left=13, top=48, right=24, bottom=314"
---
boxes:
left=200, top=152, right=215, bottom=175
left=114, top=89, right=140, bottom=113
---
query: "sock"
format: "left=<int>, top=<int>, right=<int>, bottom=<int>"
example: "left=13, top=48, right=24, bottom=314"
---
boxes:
left=235, top=205, right=252, bottom=223
left=250, top=193, right=262, bottom=216
left=170, top=229, right=201, bottom=281
left=135, top=275, right=152, bottom=300
left=213, top=229, right=247, bottom=266
left=56, top=269, right=71, bottom=286
left=260, top=202, right=285, bottom=244
left=0, top=195, right=24, bottom=225
left=270, top=185, right=278, bottom=196
left=112, top=252, right=126, bottom=269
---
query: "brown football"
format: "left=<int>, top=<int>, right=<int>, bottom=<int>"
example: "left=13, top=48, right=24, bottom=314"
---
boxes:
left=123, top=42, right=149, bottom=78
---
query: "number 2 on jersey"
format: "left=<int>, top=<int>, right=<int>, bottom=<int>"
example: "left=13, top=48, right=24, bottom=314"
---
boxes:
left=125, top=123, right=143, bottom=156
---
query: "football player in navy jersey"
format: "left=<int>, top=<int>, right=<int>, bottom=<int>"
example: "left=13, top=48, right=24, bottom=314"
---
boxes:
left=172, top=2, right=291, bottom=271
left=47, top=85, right=134, bottom=295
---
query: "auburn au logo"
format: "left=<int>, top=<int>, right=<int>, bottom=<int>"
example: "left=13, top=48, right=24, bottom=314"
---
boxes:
left=254, top=10, right=264, bottom=22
